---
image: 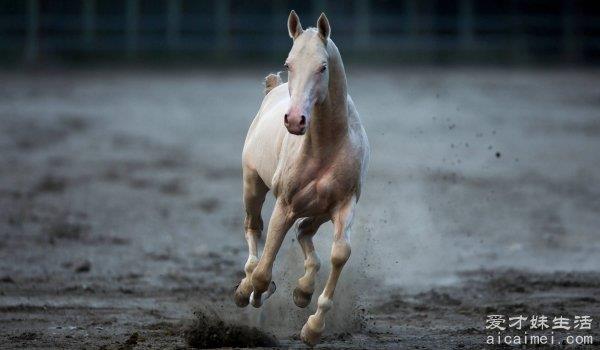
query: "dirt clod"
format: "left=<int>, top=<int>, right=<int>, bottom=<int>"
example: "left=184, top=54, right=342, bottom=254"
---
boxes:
left=0, top=276, right=14, bottom=283
left=195, top=198, right=220, bottom=213
left=47, top=220, right=88, bottom=240
left=184, top=309, right=278, bottom=349
left=73, top=259, right=92, bottom=273
left=159, top=179, right=186, bottom=195
left=36, top=175, right=67, bottom=193
left=11, top=332, right=38, bottom=341
left=118, top=332, right=139, bottom=350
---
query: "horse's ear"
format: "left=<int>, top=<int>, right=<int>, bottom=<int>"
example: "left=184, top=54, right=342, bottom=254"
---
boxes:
left=287, top=10, right=303, bottom=40
left=317, top=13, right=330, bottom=41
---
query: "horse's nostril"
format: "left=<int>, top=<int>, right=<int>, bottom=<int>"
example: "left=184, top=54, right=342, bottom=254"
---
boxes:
left=284, top=114, right=289, bottom=123
left=300, top=115, right=306, bottom=126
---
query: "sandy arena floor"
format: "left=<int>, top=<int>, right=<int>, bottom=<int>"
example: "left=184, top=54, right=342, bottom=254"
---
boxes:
left=1, top=67, right=599, bottom=349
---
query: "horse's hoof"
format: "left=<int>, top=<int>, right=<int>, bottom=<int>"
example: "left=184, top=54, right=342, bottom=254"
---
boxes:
left=293, top=287, right=312, bottom=308
left=249, top=281, right=276, bottom=308
left=300, top=322, right=321, bottom=347
left=249, top=291, right=261, bottom=308
left=233, top=282, right=250, bottom=307
left=267, top=281, right=277, bottom=296
left=233, top=290, right=250, bottom=307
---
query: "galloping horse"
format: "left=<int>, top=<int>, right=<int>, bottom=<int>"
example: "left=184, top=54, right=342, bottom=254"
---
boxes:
left=233, top=10, right=370, bottom=346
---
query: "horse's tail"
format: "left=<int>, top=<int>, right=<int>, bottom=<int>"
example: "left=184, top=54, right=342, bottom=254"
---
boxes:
left=264, top=72, right=282, bottom=95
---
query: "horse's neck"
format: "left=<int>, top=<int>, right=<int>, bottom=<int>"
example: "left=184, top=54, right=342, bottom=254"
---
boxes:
left=303, top=43, right=348, bottom=158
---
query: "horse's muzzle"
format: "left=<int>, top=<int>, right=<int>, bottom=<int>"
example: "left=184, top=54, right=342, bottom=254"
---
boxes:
left=284, top=113, right=308, bottom=135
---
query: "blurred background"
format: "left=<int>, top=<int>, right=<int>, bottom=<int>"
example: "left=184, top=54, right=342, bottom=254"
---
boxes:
left=1, top=1, right=600, bottom=349
left=1, top=0, right=600, bottom=65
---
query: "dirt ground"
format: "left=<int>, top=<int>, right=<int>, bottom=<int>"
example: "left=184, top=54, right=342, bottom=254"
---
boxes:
left=1, top=67, right=599, bottom=349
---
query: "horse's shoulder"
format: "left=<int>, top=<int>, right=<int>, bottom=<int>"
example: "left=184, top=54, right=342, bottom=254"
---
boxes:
left=264, top=82, right=289, bottom=103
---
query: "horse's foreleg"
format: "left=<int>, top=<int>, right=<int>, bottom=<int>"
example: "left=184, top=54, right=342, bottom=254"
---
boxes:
left=250, top=200, right=294, bottom=308
left=234, top=171, right=268, bottom=307
left=293, top=216, right=326, bottom=308
left=301, top=199, right=355, bottom=346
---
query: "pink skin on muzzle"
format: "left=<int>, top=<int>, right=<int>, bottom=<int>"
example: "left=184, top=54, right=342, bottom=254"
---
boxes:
left=284, top=105, right=310, bottom=135
left=285, top=90, right=316, bottom=135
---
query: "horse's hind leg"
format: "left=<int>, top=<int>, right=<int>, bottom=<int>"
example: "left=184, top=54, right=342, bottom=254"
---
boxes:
left=301, top=198, right=355, bottom=346
left=234, top=169, right=268, bottom=307
left=293, top=216, right=327, bottom=308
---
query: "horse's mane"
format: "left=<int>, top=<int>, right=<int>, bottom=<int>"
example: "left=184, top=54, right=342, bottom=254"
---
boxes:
left=264, top=72, right=283, bottom=95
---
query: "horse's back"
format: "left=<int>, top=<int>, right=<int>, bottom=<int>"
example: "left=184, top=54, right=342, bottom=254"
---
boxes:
left=243, top=83, right=290, bottom=189
left=347, top=95, right=370, bottom=196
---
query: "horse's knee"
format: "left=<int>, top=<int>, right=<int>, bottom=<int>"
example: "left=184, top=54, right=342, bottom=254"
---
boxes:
left=304, top=255, right=321, bottom=271
left=330, top=240, right=351, bottom=267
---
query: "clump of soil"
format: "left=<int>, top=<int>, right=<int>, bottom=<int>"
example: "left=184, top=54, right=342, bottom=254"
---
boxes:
left=60, top=115, right=89, bottom=132
left=195, top=197, right=220, bottom=213
left=62, top=259, right=92, bottom=273
left=36, top=175, right=67, bottom=193
left=47, top=220, right=88, bottom=240
left=73, top=259, right=92, bottom=273
left=159, top=178, right=186, bottom=195
left=0, top=275, right=15, bottom=283
left=119, top=332, right=140, bottom=350
left=184, top=308, right=278, bottom=349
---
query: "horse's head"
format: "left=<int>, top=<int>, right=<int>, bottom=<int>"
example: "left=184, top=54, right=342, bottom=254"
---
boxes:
left=283, top=11, right=331, bottom=135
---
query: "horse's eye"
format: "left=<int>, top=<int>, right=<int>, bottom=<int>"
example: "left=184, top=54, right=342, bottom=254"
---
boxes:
left=319, top=65, right=327, bottom=73
left=284, top=63, right=290, bottom=71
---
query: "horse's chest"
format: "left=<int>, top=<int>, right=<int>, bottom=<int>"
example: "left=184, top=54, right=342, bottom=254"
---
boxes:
left=277, top=164, right=352, bottom=217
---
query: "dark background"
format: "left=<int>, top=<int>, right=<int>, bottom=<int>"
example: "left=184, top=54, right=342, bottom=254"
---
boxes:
left=1, top=0, right=600, bottom=65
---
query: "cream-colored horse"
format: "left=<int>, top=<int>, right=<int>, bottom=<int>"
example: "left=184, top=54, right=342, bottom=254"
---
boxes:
left=233, top=10, right=369, bottom=346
